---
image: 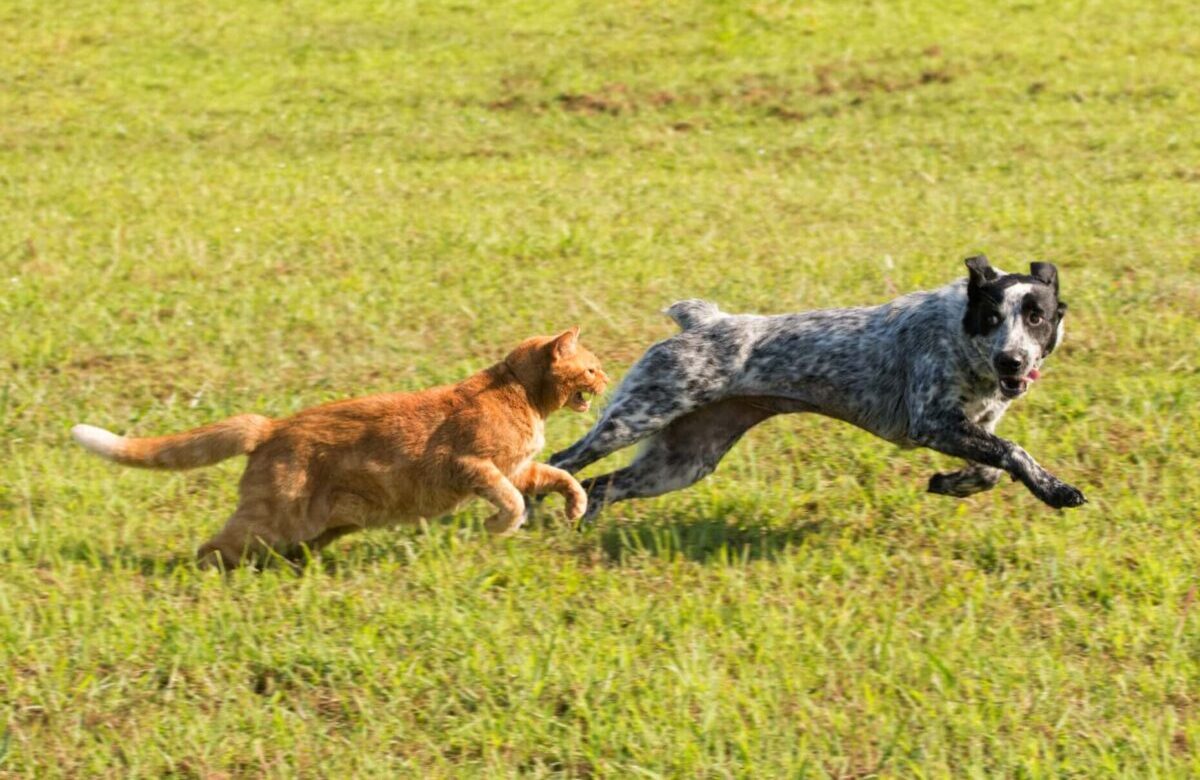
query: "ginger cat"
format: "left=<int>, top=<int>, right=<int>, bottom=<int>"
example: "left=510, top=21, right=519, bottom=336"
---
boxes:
left=72, top=328, right=608, bottom=567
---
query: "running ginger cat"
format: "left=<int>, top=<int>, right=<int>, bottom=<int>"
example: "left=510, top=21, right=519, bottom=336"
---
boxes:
left=72, top=328, right=608, bottom=567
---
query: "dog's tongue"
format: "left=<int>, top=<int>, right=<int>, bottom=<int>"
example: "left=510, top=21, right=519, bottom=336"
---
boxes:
left=1027, top=368, right=1041, bottom=381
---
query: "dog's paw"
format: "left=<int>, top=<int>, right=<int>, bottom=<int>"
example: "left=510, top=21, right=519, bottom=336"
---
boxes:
left=929, top=471, right=980, bottom=497
left=928, top=467, right=1003, bottom=498
left=1037, top=478, right=1087, bottom=509
left=927, top=472, right=963, bottom=497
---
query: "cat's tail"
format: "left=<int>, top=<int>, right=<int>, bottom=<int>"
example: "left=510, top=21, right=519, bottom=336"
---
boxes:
left=71, top=414, right=275, bottom=470
left=665, top=299, right=723, bottom=330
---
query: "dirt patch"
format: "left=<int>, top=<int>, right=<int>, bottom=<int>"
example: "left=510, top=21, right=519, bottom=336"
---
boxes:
left=556, top=83, right=635, bottom=115
left=485, top=95, right=528, bottom=112
left=648, top=90, right=677, bottom=107
left=814, top=64, right=954, bottom=96
left=483, top=56, right=959, bottom=123
left=66, top=353, right=152, bottom=372
left=767, top=106, right=811, bottom=122
left=492, top=61, right=950, bottom=121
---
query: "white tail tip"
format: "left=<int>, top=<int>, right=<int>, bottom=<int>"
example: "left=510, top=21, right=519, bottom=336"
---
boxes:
left=72, top=424, right=125, bottom=460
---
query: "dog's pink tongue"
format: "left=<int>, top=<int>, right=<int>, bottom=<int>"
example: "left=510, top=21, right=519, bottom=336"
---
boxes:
left=1028, top=368, right=1041, bottom=381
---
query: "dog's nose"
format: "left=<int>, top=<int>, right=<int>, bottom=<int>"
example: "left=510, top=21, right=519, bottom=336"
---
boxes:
left=995, top=353, right=1023, bottom=375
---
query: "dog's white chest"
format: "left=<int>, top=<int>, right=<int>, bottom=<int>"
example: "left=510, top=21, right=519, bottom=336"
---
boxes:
left=964, top=395, right=1009, bottom=430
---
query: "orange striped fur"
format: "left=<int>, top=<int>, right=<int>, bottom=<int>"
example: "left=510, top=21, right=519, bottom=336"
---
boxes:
left=73, top=328, right=608, bottom=567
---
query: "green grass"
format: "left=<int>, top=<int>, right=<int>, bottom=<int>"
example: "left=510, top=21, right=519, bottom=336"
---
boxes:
left=2, top=0, right=1199, bottom=775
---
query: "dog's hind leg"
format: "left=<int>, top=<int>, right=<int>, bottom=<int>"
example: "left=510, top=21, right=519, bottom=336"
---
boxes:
left=927, top=462, right=1004, bottom=497
left=550, top=341, right=731, bottom=474
left=550, top=396, right=678, bottom=475
left=578, top=397, right=777, bottom=521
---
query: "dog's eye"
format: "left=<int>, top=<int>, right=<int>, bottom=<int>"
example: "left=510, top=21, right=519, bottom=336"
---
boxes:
left=586, top=368, right=595, bottom=375
left=987, top=313, right=1001, bottom=327
left=1028, top=312, right=1043, bottom=325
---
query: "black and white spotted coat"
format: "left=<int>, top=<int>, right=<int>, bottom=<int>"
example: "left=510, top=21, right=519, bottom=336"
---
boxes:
left=550, top=256, right=1085, bottom=520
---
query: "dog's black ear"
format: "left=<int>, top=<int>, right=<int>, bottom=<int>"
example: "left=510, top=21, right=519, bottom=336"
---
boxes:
left=1030, top=262, right=1059, bottom=294
left=964, top=255, right=997, bottom=287
left=1057, top=301, right=1067, bottom=319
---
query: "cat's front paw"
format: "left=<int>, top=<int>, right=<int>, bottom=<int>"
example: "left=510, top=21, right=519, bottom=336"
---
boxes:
left=485, top=508, right=525, bottom=535
left=563, top=486, right=587, bottom=522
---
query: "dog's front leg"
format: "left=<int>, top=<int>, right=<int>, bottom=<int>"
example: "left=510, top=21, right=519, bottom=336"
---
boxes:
left=911, top=413, right=1086, bottom=508
left=928, top=462, right=1004, bottom=497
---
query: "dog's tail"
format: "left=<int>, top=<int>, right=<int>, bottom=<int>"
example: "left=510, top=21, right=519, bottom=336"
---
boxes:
left=71, top=414, right=275, bottom=470
left=664, top=299, right=723, bottom=330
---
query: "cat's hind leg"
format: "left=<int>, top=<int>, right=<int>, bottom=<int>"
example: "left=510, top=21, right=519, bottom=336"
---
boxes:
left=197, top=501, right=292, bottom=569
left=458, top=458, right=526, bottom=535
left=197, top=453, right=324, bottom=568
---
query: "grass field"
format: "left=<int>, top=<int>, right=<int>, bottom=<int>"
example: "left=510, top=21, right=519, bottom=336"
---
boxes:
left=2, top=0, right=1199, bottom=775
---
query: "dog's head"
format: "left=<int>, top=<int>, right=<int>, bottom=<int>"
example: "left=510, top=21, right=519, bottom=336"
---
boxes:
left=962, top=254, right=1067, bottom=400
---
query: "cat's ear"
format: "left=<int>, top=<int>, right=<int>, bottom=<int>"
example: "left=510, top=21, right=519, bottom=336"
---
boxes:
left=551, top=326, right=580, bottom=360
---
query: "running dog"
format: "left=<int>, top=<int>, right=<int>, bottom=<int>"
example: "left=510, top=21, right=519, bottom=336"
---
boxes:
left=550, top=255, right=1085, bottom=520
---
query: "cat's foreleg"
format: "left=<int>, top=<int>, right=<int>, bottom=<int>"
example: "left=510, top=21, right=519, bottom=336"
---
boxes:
left=512, top=462, right=587, bottom=522
left=458, top=458, right=527, bottom=535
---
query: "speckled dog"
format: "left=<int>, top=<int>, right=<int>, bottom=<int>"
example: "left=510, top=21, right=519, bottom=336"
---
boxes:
left=551, top=255, right=1086, bottom=520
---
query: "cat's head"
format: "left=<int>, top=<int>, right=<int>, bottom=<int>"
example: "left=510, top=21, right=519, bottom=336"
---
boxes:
left=506, top=327, right=608, bottom=414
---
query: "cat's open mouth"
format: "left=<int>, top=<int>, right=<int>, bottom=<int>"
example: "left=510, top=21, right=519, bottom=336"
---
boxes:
left=568, top=389, right=595, bottom=412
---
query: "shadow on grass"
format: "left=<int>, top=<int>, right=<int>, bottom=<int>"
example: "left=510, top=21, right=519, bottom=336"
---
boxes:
left=17, top=522, right=453, bottom=577
left=586, top=514, right=826, bottom=565
left=28, top=541, right=337, bottom=576
left=22, top=513, right=826, bottom=573
left=17, top=539, right=198, bottom=575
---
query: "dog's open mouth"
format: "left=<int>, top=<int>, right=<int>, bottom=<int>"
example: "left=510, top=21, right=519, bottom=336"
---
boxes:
left=568, top=389, right=595, bottom=412
left=999, top=368, right=1041, bottom=399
